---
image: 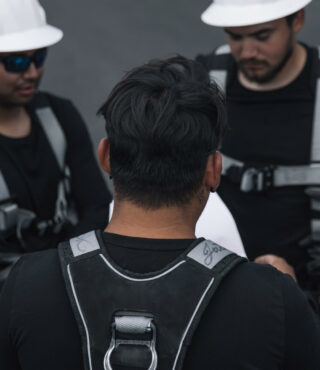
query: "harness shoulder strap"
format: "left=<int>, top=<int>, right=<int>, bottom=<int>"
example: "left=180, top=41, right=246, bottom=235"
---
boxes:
left=311, top=46, right=320, bottom=163
left=196, top=44, right=233, bottom=93
left=210, top=45, right=232, bottom=93
left=0, top=170, right=10, bottom=202
left=173, top=240, right=244, bottom=370
left=303, top=47, right=320, bottom=270
left=34, top=93, right=67, bottom=170
left=34, top=93, right=73, bottom=231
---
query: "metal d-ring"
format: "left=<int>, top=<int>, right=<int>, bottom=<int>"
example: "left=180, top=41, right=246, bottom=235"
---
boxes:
left=103, top=317, right=158, bottom=370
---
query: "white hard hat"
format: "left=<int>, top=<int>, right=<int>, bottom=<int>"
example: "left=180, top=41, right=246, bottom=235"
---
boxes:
left=201, top=0, right=312, bottom=28
left=0, top=0, right=63, bottom=53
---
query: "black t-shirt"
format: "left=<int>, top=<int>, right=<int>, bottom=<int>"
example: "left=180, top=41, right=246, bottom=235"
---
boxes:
left=197, top=45, right=317, bottom=290
left=0, top=232, right=319, bottom=370
left=0, top=92, right=111, bottom=254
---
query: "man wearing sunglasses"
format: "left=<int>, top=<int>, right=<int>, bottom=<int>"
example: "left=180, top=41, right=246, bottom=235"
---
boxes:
left=0, top=0, right=111, bottom=289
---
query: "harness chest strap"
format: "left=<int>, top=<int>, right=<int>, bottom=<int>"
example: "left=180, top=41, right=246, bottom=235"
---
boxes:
left=59, top=230, right=245, bottom=370
left=221, top=155, right=320, bottom=190
left=311, top=47, right=320, bottom=163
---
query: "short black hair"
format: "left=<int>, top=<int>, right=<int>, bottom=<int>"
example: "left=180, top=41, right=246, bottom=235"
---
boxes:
left=286, top=11, right=299, bottom=26
left=98, top=56, right=227, bottom=209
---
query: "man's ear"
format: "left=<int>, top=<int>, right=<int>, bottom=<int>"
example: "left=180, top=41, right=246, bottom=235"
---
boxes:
left=204, top=152, right=222, bottom=192
left=97, top=138, right=111, bottom=174
left=292, top=9, right=305, bottom=34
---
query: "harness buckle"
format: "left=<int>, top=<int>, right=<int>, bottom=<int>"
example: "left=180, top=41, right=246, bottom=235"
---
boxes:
left=305, top=187, right=320, bottom=200
left=0, top=202, right=19, bottom=232
left=104, top=312, right=158, bottom=370
left=240, top=166, right=274, bottom=192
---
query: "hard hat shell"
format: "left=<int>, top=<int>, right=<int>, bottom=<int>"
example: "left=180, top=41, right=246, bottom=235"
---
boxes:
left=0, top=0, right=63, bottom=52
left=201, top=0, right=312, bottom=28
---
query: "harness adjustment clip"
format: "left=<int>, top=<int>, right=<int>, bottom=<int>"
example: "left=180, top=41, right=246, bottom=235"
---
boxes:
left=240, top=165, right=275, bottom=192
left=0, top=202, right=18, bottom=232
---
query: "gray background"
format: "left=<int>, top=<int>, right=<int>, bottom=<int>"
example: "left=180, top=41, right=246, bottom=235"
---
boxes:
left=41, top=0, right=320, bottom=149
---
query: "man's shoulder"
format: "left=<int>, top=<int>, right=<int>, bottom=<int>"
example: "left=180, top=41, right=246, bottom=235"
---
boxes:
left=15, top=248, right=61, bottom=283
left=217, top=258, right=312, bottom=314
left=6, top=249, right=64, bottom=308
left=226, top=259, right=289, bottom=291
left=195, top=44, right=233, bottom=71
left=203, top=258, right=316, bottom=329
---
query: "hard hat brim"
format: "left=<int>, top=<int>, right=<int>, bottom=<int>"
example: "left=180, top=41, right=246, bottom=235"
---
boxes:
left=0, top=25, right=63, bottom=53
left=201, top=0, right=312, bottom=28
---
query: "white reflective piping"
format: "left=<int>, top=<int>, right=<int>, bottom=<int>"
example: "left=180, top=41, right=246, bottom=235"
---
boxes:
left=0, top=170, right=10, bottom=201
left=209, top=70, right=227, bottom=92
left=311, top=78, right=320, bottom=162
left=172, top=278, right=215, bottom=369
left=67, top=264, right=93, bottom=370
left=99, top=254, right=185, bottom=282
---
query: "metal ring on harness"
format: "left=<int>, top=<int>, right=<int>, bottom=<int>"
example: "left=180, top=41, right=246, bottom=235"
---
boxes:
left=104, top=313, right=158, bottom=370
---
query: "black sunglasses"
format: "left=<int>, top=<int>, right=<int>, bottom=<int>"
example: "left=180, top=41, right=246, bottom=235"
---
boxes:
left=0, top=48, right=47, bottom=73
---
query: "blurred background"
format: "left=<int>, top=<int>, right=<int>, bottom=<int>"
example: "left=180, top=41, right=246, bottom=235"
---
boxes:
left=41, top=0, right=320, bottom=151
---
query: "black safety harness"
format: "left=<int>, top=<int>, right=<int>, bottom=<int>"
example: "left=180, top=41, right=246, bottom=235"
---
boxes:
left=0, top=93, right=74, bottom=245
left=59, top=230, right=246, bottom=370
left=207, top=44, right=320, bottom=277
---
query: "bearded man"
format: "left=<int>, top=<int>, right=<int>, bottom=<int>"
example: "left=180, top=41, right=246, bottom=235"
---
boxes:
left=196, top=0, right=320, bottom=314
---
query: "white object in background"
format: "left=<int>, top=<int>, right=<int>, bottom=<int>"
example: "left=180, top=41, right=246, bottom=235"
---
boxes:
left=196, top=193, right=246, bottom=257
left=108, top=193, right=246, bottom=257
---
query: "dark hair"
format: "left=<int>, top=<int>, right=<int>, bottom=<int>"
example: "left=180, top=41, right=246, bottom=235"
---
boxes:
left=286, top=11, right=299, bottom=26
left=98, top=56, right=227, bottom=209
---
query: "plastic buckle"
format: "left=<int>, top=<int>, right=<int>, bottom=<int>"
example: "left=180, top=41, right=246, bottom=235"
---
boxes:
left=104, top=313, right=158, bottom=370
left=0, top=202, right=18, bottom=232
left=240, top=166, right=274, bottom=192
left=305, top=187, right=320, bottom=200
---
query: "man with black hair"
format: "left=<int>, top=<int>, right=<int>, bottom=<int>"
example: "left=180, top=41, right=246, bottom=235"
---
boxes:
left=196, top=0, right=320, bottom=313
left=0, top=0, right=111, bottom=288
left=0, top=55, right=319, bottom=370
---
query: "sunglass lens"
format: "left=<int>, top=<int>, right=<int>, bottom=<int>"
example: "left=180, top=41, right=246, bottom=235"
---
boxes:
left=5, top=56, right=30, bottom=73
left=34, top=49, right=47, bottom=68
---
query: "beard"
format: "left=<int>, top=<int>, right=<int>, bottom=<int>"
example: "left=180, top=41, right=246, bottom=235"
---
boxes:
left=238, top=43, right=293, bottom=84
left=0, top=76, right=41, bottom=108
